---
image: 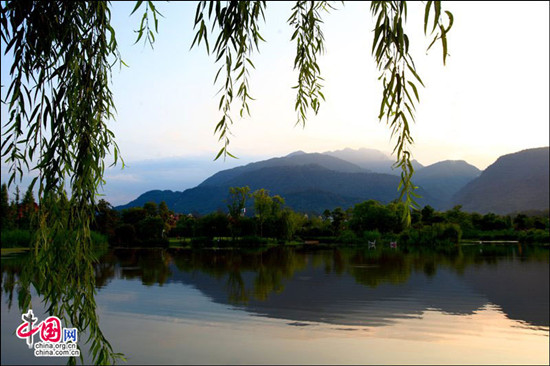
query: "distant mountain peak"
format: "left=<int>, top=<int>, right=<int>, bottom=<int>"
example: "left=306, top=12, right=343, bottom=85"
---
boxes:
left=323, top=147, right=424, bottom=175
left=116, top=147, right=546, bottom=216
left=452, top=147, right=549, bottom=214
left=286, top=150, right=307, bottom=157
left=324, top=147, right=391, bottom=161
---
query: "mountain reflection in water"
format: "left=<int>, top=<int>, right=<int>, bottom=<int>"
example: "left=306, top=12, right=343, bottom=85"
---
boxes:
left=2, top=245, right=549, bottom=365
left=78, top=246, right=550, bottom=329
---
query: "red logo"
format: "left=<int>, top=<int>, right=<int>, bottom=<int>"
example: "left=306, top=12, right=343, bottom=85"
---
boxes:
left=16, top=310, right=63, bottom=347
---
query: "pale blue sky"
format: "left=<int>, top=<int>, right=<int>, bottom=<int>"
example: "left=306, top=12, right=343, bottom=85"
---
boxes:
left=1, top=1, right=549, bottom=205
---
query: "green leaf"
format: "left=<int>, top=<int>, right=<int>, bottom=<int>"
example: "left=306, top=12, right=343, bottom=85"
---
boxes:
left=130, top=1, right=143, bottom=16
left=407, top=63, right=424, bottom=87
left=424, top=1, right=432, bottom=34
left=445, top=10, right=454, bottom=32
left=433, top=1, right=441, bottom=33
left=407, top=81, right=420, bottom=102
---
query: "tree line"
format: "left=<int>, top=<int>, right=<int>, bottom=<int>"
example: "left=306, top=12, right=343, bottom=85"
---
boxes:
left=2, top=184, right=548, bottom=249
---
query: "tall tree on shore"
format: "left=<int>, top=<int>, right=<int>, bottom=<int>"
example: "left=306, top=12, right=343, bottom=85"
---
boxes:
left=227, top=186, right=251, bottom=219
left=253, top=188, right=272, bottom=237
left=19, top=185, right=36, bottom=230
left=0, top=183, right=11, bottom=229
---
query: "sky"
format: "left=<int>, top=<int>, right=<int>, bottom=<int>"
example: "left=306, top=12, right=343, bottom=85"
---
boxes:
left=1, top=1, right=549, bottom=205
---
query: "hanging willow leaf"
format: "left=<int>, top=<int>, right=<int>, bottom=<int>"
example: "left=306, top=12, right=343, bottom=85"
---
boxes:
left=1, top=1, right=126, bottom=364
left=370, top=1, right=452, bottom=225
left=288, top=1, right=330, bottom=127
left=191, top=1, right=267, bottom=160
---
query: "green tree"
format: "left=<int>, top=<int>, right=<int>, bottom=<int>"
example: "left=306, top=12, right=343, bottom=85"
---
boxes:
left=444, top=205, right=473, bottom=233
left=0, top=183, right=12, bottom=229
left=513, top=213, right=528, bottom=231
left=158, top=201, right=170, bottom=222
left=114, top=223, right=137, bottom=247
left=11, top=185, right=20, bottom=228
left=122, top=207, right=147, bottom=226
left=330, top=207, right=347, bottom=235
left=143, top=201, right=158, bottom=217
left=350, top=200, right=399, bottom=234
left=478, top=213, right=509, bottom=231
left=421, top=205, right=435, bottom=225
left=19, top=185, right=36, bottom=230
left=252, top=189, right=272, bottom=237
left=227, top=186, right=251, bottom=240
left=279, top=208, right=307, bottom=241
left=271, top=195, right=285, bottom=217
left=136, top=216, right=165, bottom=245
left=173, top=214, right=196, bottom=239
left=227, top=186, right=251, bottom=220
left=158, top=201, right=174, bottom=234
left=195, top=212, right=229, bottom=239
left=13, top=186, right=20, bottom=205
left=93, top=199, right=119, bottom=239
left=300, top=213, right=332, bottom=238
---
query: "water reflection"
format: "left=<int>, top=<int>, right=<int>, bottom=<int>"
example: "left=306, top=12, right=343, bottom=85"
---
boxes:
left=164, top=246, right=549, bottom=329
left=2, top=244, right=549, bottom=364
left=8, top=246, right=547, bottom=326
left=1, top=243, right=125, bottom=365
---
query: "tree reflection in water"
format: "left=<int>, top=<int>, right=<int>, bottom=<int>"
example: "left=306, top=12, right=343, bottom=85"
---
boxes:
left=1, top=242, right=125, bottom=365
left=2, top=244, right=548, bottom=364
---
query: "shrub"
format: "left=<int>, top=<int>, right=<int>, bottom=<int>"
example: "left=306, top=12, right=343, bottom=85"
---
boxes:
left=336, top=230, right=358, bottom=244
left=91, top=231, right=108, bottom=246
left=401, top=223, right=462, bottom=248
left=1, top=229, right=32, bottom=248
left=519, top=229, right=550, bottom=244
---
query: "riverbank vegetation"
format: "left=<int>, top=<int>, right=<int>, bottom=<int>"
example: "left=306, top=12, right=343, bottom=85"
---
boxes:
left=2, top=184, right=548, bottom=249
left=1, top=184, right=109, bottom=250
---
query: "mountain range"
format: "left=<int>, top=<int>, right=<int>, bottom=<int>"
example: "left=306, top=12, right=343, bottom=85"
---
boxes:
left=116, top=147, right=549, bottom=215
left=453, top=147, right=549, bottom=214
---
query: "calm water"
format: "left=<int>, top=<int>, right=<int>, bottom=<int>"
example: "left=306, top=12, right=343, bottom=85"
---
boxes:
left=1, top=245, right=549, bottom=364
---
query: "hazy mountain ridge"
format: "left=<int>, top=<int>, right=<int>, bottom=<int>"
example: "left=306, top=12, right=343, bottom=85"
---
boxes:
left=323, top=147, right=424, bottom=175
left=452, top=147, right=549, bottom=214
left=200, top=152, right=364, bottom=187
left=117, top=147, right=548, bottom=215
left=119, top=163, right=408, bottom=214
left=414, top=160, right=481, bottom=210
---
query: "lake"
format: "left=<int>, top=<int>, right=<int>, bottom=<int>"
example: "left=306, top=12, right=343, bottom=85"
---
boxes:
left=1, top=245, right=549, bottom=364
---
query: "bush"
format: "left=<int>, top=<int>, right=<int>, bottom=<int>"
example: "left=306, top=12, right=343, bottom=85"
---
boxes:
left=336, top=230, right=358, bottom=244
left=518, top=229, right=550, bottom=244
left=91, top=231, right=108, bottom=246
left=1, top=229, right=33, bottom=248
left=463, top=229, right=517, bottom=241
left=440, top=223, right=462, bottom=244
left=362, top=230, right=381, bottom=242
left=90, top=231, right=109, bottom=257
left=401, top=223, right=462, bottom=248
